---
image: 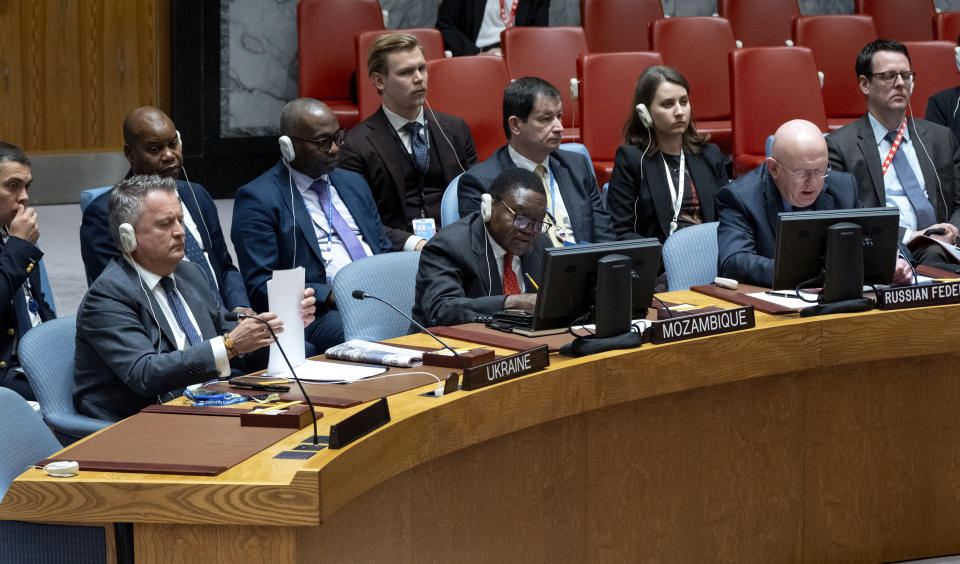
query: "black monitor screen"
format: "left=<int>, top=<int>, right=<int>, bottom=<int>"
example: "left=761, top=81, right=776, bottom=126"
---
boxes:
left=773, top=207, right=900, bottom=291
left=532, top=239, right=661, bottom=331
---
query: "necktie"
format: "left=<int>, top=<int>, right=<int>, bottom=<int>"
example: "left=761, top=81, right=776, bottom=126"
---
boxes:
left=402, top=122, right=429, bottom=175
left=885, top=130, right=937, bottom=229
left=534, top=164, right=563, bottom=247
left=159, top=276, right=201, bottom=347
left=310, top=178, right=368, bottom=261
left=182, top=227, right=223, bottom=308
left=503, top=253, right=520, bottom=295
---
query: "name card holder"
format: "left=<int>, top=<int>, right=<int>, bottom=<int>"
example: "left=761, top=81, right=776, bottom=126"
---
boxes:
left=329, top=397, right=391, bottom=449
left=649, top=306, right=755, bottom=344
left=876, top=280, right=960, bottom=310
left=461, top=345, right=550, bottom=391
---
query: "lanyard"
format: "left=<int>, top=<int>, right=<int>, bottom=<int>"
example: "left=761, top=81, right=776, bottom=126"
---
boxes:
left=881, top=119, right=907, bottom=177
left=662, top=151, right=686, bottom=235
left=499, top=0, right=518, bottom=27
left=309, top=192, right=334, bottom=264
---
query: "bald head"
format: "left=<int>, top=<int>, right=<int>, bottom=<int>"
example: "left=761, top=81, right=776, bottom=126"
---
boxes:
left=279, top=98, right=343, bottom=178
left=279, top=98, right=334, bottom=138
left=123, top=107, right=174, bottom=146
left=766, top=120, right=829, bottom=209
left=769, top=119, right=827, bottom=163
left=122, top=107, right=182, bottom=178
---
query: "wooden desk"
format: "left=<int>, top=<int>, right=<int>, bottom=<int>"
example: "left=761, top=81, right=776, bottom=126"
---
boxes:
left=3, top=291, right=960, bottom=563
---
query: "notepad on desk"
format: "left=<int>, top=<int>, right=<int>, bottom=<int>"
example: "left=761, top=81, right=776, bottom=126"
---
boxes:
left=270, top=359, right=387, bottom=383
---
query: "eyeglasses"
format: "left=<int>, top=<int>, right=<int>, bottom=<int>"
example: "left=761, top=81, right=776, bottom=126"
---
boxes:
left=773, top=158, right=830, bottom=181
left=495, top=197, right=553, bottom=234
left=868, top=70, right=916, bottom=85
left=291, top=129, right=347, bottom=152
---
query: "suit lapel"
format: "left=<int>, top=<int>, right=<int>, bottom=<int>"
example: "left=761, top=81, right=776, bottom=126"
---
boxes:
left=426, top=115, right=460, bottom=181
left=176, top=180, right=211, bottom=249
left=760, top=166, right=783, bottom=236
left=908, top=118, right=941, bottom=218
left=330, top=169, right=382, bottom=254
left=120, top=260, right=178, bottom=349
left=856, top=116, right=886, bottom=206
left=471, top=216, right=502, bottom=295
left=369, top=108, right=412, bottom=206
left=173, top=265, right=218, bottom=340
left=520, top=236, right=548, bottom=284
left=644, top=153, right=674, bottom=236
left=270, top=163, right=326, bottom=265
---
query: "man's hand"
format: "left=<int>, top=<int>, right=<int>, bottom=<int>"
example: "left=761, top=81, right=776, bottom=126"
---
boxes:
left=8, top=205, right=39, bottom=244
left=227, top=312, right=282, bottom=357
left=301, top=287, right=316, bottom=327
left=232, top=306, right=256, bottom=318
left=893, top=257, right=913, bottom=286
left=504, top=293, right=537, bottom=311
left=916, top=222, right=959, bottom=245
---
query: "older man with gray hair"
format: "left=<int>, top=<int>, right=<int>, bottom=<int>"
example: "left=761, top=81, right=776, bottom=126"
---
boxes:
left=74, top=175, right=316, bottom=422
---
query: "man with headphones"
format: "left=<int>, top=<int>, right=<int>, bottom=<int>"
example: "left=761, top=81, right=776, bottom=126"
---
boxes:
left=412, top=168, right=548, bottom=327
left=232, top=98, right=391, bottom=353
left=827, top=39, right=960, bottom=266
left=73, top=175, right=316, bottom=422
left=339, top=32, right=477, bottom=251
left=924, top=36, right=960, bottom=145
left=80, top=107, right=250, bottom=314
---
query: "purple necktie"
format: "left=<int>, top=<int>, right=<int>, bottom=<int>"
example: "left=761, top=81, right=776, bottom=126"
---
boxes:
left=310, top=177, right=367, bottom=260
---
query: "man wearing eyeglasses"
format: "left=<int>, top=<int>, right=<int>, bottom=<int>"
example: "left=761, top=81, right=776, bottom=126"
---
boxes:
left=232, top=98, right=392, bottom=352
left=413, top=168, right=549, bottom=327
left=827, top=39, right=960, bottom=266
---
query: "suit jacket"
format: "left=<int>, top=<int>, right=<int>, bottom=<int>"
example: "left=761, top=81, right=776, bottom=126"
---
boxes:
left=74, top=259, right=236, bottom=421
left=232, top=161, right=392, bottom=314
left=716, top=163, right=859, bottom=287
left=925, top=86, right=960, bottom=146
left=80, top=177, right=249, bottom=310
left=339, top=107, right=478, bottom=250
left=413, top=211, right=548, bottom=326
left=826, top=114, right=960, bottom=235
left=606, top=143, right=729, bottom=243
left=458, top=145, right=615, bottom=243
left=436, top=0, right=550, bottom=56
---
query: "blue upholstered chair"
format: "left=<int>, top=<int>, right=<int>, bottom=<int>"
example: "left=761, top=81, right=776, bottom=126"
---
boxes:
left=662, top=222, right=720, bottom=291
left=332, top=252, right=422, bottom=341
left=79, top=186, right=111, bottom=213
left=19, top=316, right=111, bottom=446
left=0, top=387, right=110, bottom=564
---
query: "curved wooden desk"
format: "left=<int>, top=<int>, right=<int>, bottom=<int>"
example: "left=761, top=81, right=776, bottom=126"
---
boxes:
left=3, top=291, right=960, bottom=563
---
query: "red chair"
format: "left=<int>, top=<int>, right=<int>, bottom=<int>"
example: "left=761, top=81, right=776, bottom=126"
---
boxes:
left=934, top=11, right=960, bottom=42
left=580, top=0, right=662, bottom=52
left=793, top=15, right=878, bottom=131
left=730, top=47, right=828, bottom=177
left=652, top=17, right=737, bottom=154
left=424, top=56, right=509, bottom=161
left=855, top=0, right=935, bottom=41
left=354, top=29, right=445, bottom=123
left=501, top=26, right=588, bottom=142
left=577, top=52, right=664, bottom=187
left=719, top=0, right=799, bottom=47
left=298, top=0, right=384, bottom=130
left=902, top=41, right=958, bottom=118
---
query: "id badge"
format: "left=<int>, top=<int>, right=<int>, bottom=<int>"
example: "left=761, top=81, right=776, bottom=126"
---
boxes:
left=412, top=217, right=437, bottom=240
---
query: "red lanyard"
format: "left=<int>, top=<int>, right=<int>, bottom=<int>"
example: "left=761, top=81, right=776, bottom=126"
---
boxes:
left=499, top=0, right=518, bottom=27
left=881, top=119, right=907, bottom=177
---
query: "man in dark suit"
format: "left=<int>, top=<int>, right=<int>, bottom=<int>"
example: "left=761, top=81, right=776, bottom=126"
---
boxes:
left=827, top=39, right=960, bottom=265
left=80, top=107, right=250, bottom=313
left=0, top=143, right=55, bottom=401
left=233, top=98, right=392, bottom=352
left=458, top=77, right=615, bottom=246
left=925, top=35, right=960, bottom=144
left=436, top=0, right=549, bottom=56
left=74, top=175, right=316, bottom=421
left=414, top=168, right=549, bottom=326
left=340, top=32, right=477, bottom=251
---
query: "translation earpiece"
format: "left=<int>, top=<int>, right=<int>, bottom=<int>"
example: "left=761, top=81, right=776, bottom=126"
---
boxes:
left=176, top=130, right=183, bottom=151
left=118, top=222, right=137, bottom=254
left=278, top=135, right=296, bottom=162
left=480, top=193, right=493, bottom=222
left=636, top=103, right=653, bottom=128
left=955, top=46, right=960, bottom=73
left=909, top=78, right=915, bottom=95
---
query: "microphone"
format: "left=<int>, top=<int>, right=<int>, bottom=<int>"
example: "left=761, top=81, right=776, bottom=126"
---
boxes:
left=225, top=311, right=320, bottom=445
left=351, top=289, right=465, bottom=395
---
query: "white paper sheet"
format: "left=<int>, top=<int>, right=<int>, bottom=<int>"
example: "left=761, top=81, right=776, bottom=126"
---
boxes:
left=272, top=359, right=387, bottom=383
left=266, top=267, right=306, bottom=376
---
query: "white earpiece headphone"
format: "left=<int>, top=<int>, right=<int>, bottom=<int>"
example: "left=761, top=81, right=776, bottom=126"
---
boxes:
left=636, top=103, right=653, bottom=128
left=118, top=223, right=137, bottom=254
left=176, top=130, right=183, bottom=150
left=480, top=193, right=494, bottom=222
left=278, top=135, right=295, bottom=162
left=955, top=46, right=960, bottom=72
left=909, top=77, right=915, bottom=95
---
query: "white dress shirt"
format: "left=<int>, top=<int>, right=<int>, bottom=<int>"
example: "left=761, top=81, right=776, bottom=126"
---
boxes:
left=484, top=227, right=526, bottom=293
left=508, top=145, right=577, bottom=244
left=381, top=105, right=430, bottom=251
left=868, top=112, right=930, bottom=236
left=476, top=0, right=516, bottom=49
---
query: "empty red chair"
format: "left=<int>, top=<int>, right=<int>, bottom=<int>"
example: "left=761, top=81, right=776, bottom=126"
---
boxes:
left=577, top=52, right=665, bottom=187
left=902, top=41, right=958, bottom=118
left=580, top=0, right=662, bottom=52
left=794, top=15, right=878, bottom=130
left=719, top=0, right=799, bottom=47
left=855, top=0, right=935, bottom=41
left=934, top=11, right=960, bottom=42
left=502, top=26, right=588, bottom=142
left=652, top=17, right=736, bottom=154
left=730, top=47, right=828, bottom=176
left=425, top=56, right=510, bottom=161
left=354, top=29, right=445, bottom=122
left=298, top=0, right=384, bottom=130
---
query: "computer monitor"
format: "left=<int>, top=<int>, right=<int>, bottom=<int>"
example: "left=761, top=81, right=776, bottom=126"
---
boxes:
left=772, top=207, right=900, bottom=300
left=531, top=238, right=661, bottom=332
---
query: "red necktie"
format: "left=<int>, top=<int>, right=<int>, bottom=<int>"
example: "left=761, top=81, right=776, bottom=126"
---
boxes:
left=503, top=253, right=520, bottom=295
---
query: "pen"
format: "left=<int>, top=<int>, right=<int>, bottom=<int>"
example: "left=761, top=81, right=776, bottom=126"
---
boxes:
left=765, top=291, right=796, bottom=298
left=525, top=273, right=539, bottom=291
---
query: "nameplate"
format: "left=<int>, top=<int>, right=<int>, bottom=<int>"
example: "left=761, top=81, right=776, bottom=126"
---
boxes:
left=876, top=281, right=960, bottom=310
left=328, top=397, right=390, bottom=449
left=649, top=306, right=755, bottom=344
left=461, top=345, right=550, bottom=391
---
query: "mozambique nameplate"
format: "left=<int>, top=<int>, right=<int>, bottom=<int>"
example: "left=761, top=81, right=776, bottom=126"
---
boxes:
left=876, top=280, right=960, bottom=310
left=649, top=306, right=755, bottom=344
left=461, top=345, right=550, bottom=391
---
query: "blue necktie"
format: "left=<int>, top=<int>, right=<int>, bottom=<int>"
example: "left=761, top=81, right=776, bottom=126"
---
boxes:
left=886, top=130, right=937, bottom=229
left=310, top=178, right=368, bottom=261
left=182, top=227, right=223, bottom=308
left=402, top=122, right=429, bottom=175
left=159, top=276, right=201, bottom=347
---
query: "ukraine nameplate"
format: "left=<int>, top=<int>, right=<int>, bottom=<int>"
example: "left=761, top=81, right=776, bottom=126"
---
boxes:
left=461, top=345, right=550, bottom=391
left=876, top=280, right=960, bottom=310
left=650, top=306, right=755, bottom=344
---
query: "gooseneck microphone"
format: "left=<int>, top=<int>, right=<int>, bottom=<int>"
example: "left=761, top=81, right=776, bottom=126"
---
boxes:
left=351, top=289, right=467, bottom=373
left=225, top=311, right=320, bottom=445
